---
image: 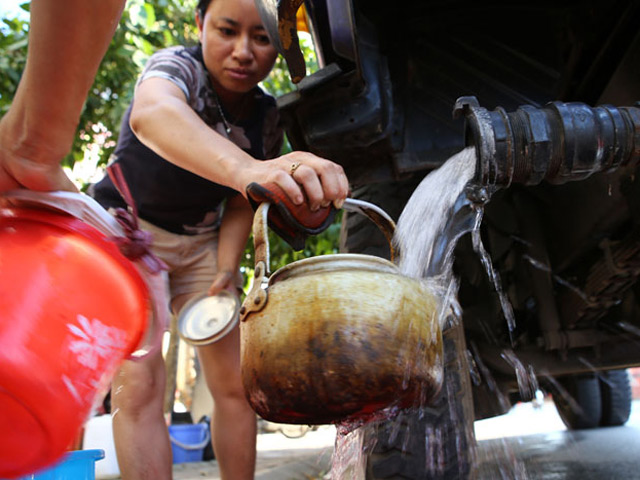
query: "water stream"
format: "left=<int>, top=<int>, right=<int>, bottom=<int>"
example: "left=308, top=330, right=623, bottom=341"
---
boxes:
left=394, top=147, right=479, bottom=281
left=329, top=147, right=536, bottom=478
left=326, top=142, right=631, bottom=479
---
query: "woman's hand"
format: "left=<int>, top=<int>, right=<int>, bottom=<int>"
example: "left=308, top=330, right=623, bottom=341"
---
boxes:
left=207, top=270, right=238, bottom=297
left=0, top=148, right=77, bottom=193
left=0, top=107, right=78, bottom=193
left=242, top=151, right=349, bottom=212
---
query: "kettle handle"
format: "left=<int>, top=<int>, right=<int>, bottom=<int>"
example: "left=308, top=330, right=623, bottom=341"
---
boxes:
left=241, top=199, right=397, bottom=322
left=341, top=198, right=398, bottom=262
left=252, top=198, right=397, bottom=276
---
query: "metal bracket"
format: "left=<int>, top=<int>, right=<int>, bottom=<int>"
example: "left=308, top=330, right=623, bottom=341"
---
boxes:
left=240, top=261, right=269, bottom=321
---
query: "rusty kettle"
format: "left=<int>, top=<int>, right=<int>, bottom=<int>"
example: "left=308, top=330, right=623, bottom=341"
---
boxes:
left=240, top=199, right=444, bottom=425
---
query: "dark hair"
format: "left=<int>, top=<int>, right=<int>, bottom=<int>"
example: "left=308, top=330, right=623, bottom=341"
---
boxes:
left=197, top=0, right=212, bottom=19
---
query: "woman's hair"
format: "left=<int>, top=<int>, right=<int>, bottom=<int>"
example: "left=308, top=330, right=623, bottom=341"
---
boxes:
left=197, top=0, right=212, bottom=19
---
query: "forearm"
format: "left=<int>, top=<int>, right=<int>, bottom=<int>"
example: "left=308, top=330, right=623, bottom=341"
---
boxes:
left=132, top=78, right=349, bottom=208
left=6, top=0, right=125, bottom=163
left=216, top=196, right=254, bottom=274
left=131, top=92, right=259, bottom=194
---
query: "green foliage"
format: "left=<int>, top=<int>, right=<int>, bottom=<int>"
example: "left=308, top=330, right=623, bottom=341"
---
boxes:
left=0, top=5, right=29, bottom=116
left=71, top=0, right=200, bottom=171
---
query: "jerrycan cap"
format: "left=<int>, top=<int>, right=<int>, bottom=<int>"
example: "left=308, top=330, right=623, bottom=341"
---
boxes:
left=178, top=291, right=240, bottom=345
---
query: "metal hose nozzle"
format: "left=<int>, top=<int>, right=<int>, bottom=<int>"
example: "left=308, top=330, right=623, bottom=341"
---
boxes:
left=453, top=96, right=640, bottom=188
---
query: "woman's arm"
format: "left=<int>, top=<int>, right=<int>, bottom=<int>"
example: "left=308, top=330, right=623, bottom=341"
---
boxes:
left=207, top=193, right=254, bottom=296
left=0, top=0, right=126, bottom=192
left=130, top=77, right=349, bottom=211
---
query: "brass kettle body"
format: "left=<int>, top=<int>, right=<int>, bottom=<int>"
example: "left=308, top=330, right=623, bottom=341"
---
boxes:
left=240, top=200, right=444, bottom=424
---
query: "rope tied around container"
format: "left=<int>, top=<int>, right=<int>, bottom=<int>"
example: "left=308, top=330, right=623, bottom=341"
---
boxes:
left=107, top=162, right=168, bottom=274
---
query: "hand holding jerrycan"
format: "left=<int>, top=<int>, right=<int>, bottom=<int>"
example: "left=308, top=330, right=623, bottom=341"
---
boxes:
left=0, top=191, right=165, bottom=478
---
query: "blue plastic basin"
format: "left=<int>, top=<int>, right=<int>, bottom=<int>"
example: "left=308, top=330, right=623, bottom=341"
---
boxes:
left=18, top=449, right=104, bottom=480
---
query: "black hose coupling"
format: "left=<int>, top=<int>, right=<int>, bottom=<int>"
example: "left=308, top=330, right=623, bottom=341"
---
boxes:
left=453, top=96, right=640, bottom=188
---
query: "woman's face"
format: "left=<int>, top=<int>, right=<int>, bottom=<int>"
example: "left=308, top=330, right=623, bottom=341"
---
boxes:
left=196, top=0, right=278, bottom=102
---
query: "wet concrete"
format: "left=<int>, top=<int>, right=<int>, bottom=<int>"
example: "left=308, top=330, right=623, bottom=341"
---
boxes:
left=477, top=427, right=640, bottom=479
left=475, top=399, right=640, bottom=479
left=166, top=400, right=640, bottom=479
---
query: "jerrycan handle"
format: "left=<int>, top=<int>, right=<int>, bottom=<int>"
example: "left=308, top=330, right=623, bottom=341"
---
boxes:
left=251, top=198, right=397, bottom=277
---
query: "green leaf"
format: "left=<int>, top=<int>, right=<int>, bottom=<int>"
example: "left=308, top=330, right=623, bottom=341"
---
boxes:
left=6, top=37, right=28, bottom=51
left=128, top=2, right=156, bottom=32
left=143, top=3, right=157, bottom=30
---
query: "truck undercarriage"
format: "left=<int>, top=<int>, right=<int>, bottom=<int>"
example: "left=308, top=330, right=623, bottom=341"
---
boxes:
left=256, top=0, right=640, bottom=477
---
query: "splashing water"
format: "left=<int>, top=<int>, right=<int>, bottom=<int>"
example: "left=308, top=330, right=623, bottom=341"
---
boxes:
left=470, top=216, right=517, bottom=341
left=393, top=147, right=519, bottom=343
left=330, top=146, right=533, bottom=478
left=331, top=425, right=368, bottom=480
left=394, top=147, right=478, bottom=282
left=331, top=149, right=481, bottom=478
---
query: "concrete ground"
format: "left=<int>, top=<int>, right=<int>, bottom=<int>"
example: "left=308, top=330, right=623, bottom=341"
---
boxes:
left=170, top=426, right=336, bottom=480
left=102, top=398, right=640, bottom=479
left=168, top=401, right=567, bottom=480
left=88, top=424, right=338, bottom=480
left=168, top=400, right=567, bottom=480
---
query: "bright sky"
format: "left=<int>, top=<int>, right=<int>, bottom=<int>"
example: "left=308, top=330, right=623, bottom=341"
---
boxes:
left=0, top=0, right=30, bottom=19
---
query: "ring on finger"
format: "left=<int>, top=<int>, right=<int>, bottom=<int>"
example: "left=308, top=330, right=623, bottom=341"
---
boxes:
left=290, top=162, right=301, bottom=176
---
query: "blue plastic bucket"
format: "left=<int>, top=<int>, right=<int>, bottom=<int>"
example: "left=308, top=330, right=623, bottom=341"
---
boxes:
left=168, top=424, right=210, bottom=464
left=17, top=449, right=104, bottom=480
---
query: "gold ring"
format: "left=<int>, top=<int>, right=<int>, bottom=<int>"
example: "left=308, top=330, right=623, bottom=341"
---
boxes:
left=290, top=162, right=301, bottom=175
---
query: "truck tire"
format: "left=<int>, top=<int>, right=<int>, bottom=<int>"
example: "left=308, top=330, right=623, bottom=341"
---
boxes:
left=599, top=369, right=632, bottom=427
left=553, top=374, right=602, bottom=429
left=363, top=319, right=476, bottom=480
left=340, top=181, right=476, bottom=480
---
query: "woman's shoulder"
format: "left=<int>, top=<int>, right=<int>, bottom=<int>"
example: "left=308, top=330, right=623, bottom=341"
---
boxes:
left=139, top=45, right=208, bottom=98
left=146, top=45, right=201, bottom=66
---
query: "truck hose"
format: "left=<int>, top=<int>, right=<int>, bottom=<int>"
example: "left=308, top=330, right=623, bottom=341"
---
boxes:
left=453, top=96, right=640, bottom=188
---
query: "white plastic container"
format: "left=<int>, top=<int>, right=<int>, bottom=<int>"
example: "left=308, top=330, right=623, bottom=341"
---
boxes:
left=82, top=415, right=120, bottom=479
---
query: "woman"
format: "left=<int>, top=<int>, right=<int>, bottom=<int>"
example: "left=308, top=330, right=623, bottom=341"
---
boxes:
left=90, top=0, right=349, bottom=477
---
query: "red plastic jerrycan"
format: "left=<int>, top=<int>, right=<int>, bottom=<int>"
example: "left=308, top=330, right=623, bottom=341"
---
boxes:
left=0, top=207, right=150, bottom=478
